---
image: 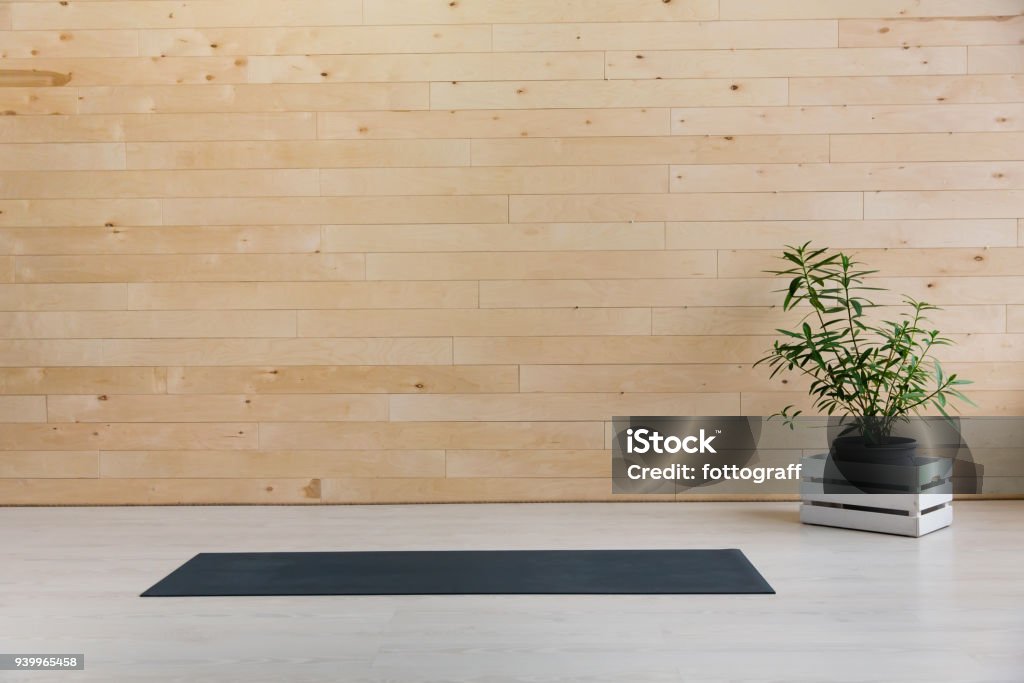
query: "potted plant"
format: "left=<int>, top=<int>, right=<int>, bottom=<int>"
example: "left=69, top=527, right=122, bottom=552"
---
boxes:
left=754, top=243, right=973, bottom=536
left=755, top=242, right=972, bottom=463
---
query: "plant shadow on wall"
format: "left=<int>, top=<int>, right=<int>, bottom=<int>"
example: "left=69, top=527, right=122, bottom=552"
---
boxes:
left=754, top=242, right=973, bottom=465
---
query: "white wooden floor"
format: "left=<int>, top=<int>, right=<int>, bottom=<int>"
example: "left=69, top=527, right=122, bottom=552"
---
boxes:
left=1, top=502, right=1022, bottom=682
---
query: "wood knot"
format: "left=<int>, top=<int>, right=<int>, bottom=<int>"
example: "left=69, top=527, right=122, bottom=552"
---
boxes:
left=730, top=84, right=739, bottom=90
left=414, top=383, right=425, bottom=389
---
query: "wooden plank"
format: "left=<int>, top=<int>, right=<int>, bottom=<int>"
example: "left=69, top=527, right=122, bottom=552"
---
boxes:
left=0, top=340, right=104, bottom=367
left=324, top=222, right=665, bottom=253
left=126, top=140, right=471, bottom=169
left=479, top=278, right=778, bottom=308
left=493, top=20, right=838, bottom=51
left=126, top=281, right=478, bottom=310
left=718, top=248, right=1024, bottom=278
left=671, top=162, right=1024, bottom=193
left=608, top=47, right=966, bottom=79
left=0, top=113, right=318, bottom=143
left=0, top=311, right=296, bottom=338
left=431, top=79, right=788, bottom=110
left=509, top=192, right=862, bottom=222
left=0, top=87, right=78, bottom=115
left=671, top=104, right=1024, bottom=135
left=0, top=29, right=139, bottom=57
left=100, top=450, right=446, bottom=478
left=320, top=166, right=668, bottom=196
left=839, top=16, right=1024, bottom=48
left=652, top=305, right=1007, bottom=335
left=0, top=199, right=161, bottom=227
left=363, top=0, right=718, bottom=24
left=0, top=396, right=47, bottom=422
left=0, top=57, right=248, bottom=86
left=0, top=478, right=322, bottom=505
left=0, top=451, right=98, bottom=478
left=446, top=450, right=611, bottom=478
left=321, top=477, right=641, bottom=503
left=11, top=1, right=362, bottom=30
left=831, top=133, right=1024, bottom=162
left=161, top=196, right=508, bottom=226
left=666, top=220, right=1018, bottom=248
left=1009, top=306, right=1024, bottom=332
left=259, top=421, right=606, bottom=450
left=101, top=338, right=454, bottom=367
left=48, top=394, right=389, bottom=423
left=0, top=225, right=322, bottom=255
left=318, top=108, right=669, bottom=139
left=0, top=423, right=258, bottom=450
left=969, top=46, right=1024, bottom=75
left=140, top=25, right=492, bottom=56
left=519, top=364, right=795, bottom=393
left=297, top=308, right=652, bottom=337
left=0, top=169, right=320, bottom=199
left=249, top=52, right=605, bottom=83
left=0, top=143, right=125, bottom=171
left=742, top=390, right=1024, bottom=416
left=864, top=191, right=1024, bottom=219
left=365, top=251, right=713, bottom=280
left=0, top=367, right=166, bottom=395
left=166, top=365, right=520, bottom=395
left=0, top=256, right=10, bottom=282
left=389, top=393, right=741, bottom=422
left=0, top=284, right=126, bottom=311
left=471, top=135, right=828, bottom=166
left=485, top=276, right=1024, bottom=308
left=790, top=75, right=1024, bottom=105
left=15, top=254, right=363, bottom=283
left=720, top=0, right=1024, bottom=20
left=454, top=336, right=769, bottom=365
left=77, top=83, right=430, bottom=114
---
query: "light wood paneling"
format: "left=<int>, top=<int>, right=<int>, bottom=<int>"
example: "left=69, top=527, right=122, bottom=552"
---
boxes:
left=166, top=365, right=520, bottom=395
left=15, top=253, right=363, bottom=282
left=0, top=30, right=140, bottom=58
left=0, top=367, right=167, bottom=395
left=0, top=311, right=297, bottom=338
left=666, top=220, right=1018, bottom=248
left=789, top=75, right=1023, bottom=105
left=471, top=135, right=829, bottom=166
left=672, top=104, right=1024, bottom=135
left=298, top=308, right=652, bottom=338
left=11, top=1, right=363, bottom=30
left=720, top=1, right=1024, bottom=20
left=141, top=25, right=493, bottom=57
left=492, top=20, right=839, bottom=51
left=125, top=282, right=478, bottom=310
left=0, top=226, right=323, bottom=255
left=126, top=140, right=471, bottom=169
left=0, top=451, right=98, bottom=478
left=362, top=0, right=719, bottom=25
left=831, top=133, right=1024, bottom=162
left=318, top=108, right=669, bottom=139
left=608, top=47, right=966, bottom=79
left=322, top=223, right=667, bottom=252
left=839, top=17, right=1024, bottom=47
left=100, top=450, right=446, bottom=478
left=365, top=251, right=712, bottom=280
left=2, top=0, right=1022, bottom=504
left=47, top=394, right=389, bottom=423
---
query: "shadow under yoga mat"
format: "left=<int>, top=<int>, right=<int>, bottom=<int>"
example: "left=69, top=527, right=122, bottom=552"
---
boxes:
left=141, top=549, right=774, bottom=596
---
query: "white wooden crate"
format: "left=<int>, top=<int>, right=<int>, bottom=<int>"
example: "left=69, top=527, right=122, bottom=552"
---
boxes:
left=800, top=453, right=953, bottom=537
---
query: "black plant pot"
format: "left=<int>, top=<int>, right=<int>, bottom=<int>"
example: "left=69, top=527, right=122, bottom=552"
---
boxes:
left=831, top=435, right=918, bottom=465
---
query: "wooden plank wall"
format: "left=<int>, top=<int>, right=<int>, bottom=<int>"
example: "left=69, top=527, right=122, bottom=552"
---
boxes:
left=1, top=0, right=1022, bottom=504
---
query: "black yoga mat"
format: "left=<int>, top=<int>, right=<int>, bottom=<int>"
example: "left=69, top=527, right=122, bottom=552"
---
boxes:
left=141, top=549, right=774, bottom=596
